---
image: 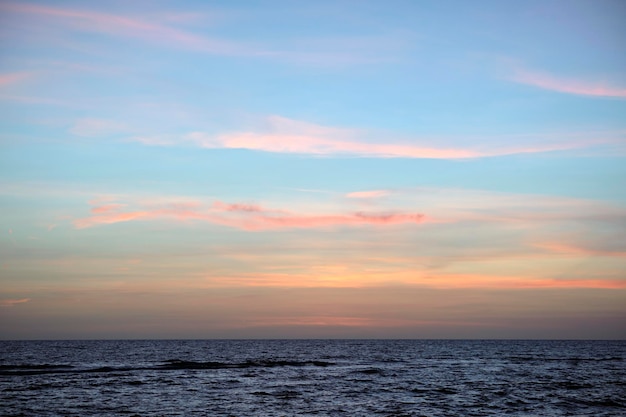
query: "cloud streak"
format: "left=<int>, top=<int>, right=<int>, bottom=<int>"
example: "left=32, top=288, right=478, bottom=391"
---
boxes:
left=1, top=3, right=397, bottom=66
left=76, top=200, right=427, bottom=231
left=203, top=270, right=626, bottom=290
left=511, top=68, right=626, bottom=98
left=1, top=2, right=257, bottom=56
left=90, top=204, right=127, bottom=214
left=346, top=190, right=390, bottom=199
left=180, top=116, right=619, bottom=159
left=416, top=274, right=626, bottom=290
left=70, top=118, right=129, bottom=137
left=0, top=298, right=31, bottom=307
left=189, top=131, right=480, bottom=159
left=536, top=242, right=626, bottom=258
left=0, top=72, right=32, bottom=87
left=74, top=186, right=626, bottom=232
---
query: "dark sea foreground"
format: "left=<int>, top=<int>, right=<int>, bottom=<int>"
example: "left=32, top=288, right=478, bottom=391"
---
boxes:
left=1, top=340, right=625, bottom=416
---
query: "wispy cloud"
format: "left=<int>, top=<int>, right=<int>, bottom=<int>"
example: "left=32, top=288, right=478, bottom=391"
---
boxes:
left=91, top=203, right=126, bottom=214
left=180, top=116, right=620, bottom=159
left=0, top=2, right=398, bottom=66
left=70, top=118, right=129, bottom=137
left=0, top=71, right=32, bottom=87
left=64, top=187, right=626, bottom=289
left=415, top=274, right=626, bottom=290
left=74, top=211, right=153, bottom=229
left=346, top=190, right=390, bottom=199
left=75, top=199, right=427, bottom=231
left=202, top=269, right=626, bottom=290
left=189, top=133, right=479, bottom=160
left=511, top=67, right=626, bottom=98
left=0, top=94, right=68, bottom=106
left=535, top=242, right=626, bottom=258
left=1, top=2, right=251, bottom=55
left=130, top=135, right=181, bottom=147
left=74, top=186, right=626, bottom=232
left=213, top=201, right=265, bottom=213
left=0, top=298, right=31, bottom=307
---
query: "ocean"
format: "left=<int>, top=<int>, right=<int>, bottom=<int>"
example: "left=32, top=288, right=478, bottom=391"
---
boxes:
left=1, top=339, right=624, bottom=416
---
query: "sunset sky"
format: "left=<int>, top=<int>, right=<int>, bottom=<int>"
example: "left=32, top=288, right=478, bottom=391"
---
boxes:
left=1, top=0, right=625, bottom=339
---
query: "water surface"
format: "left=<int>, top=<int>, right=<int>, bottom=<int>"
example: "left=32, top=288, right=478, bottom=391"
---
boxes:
left=1, top=339, right=624, bottom=416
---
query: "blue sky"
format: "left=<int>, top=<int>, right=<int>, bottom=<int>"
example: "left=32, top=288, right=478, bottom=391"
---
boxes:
left=1, top=0, right=625, bottom=339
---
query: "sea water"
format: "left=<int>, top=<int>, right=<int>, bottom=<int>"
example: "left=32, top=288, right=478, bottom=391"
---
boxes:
left=1, top=339, right=625, bottom=416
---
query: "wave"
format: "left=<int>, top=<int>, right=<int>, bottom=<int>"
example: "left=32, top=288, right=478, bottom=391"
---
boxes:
left=157, top=359, right=333, bottom=370
left=506, top=356, right=623, bottom=362
left=0, top=359, right=334, bottom=376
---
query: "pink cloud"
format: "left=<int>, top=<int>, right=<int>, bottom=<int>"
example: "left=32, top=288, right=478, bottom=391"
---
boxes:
left=244, top=212, right=425, bottom=230
left=74, top=211, right=153, bottom=229
left=183, top=116, right=617, bottom=159
left=0, top=72, right=32, bottom=87
left=0, top=4, right=407, bottom=67
left=511, top=68, right=626, bottom=98
left=346, top=190, right=390, bottom=199
left=187, top=115, right=481, bottom=159
left=90, top=204, right=126, bottom=214
left=74, top=199, right=427, bottom=231
left=1, top=2, right=252, bottom=55
left=213, top=201, right=265, bottom=212
left=211, top=200, right=426, bottom=230
left=186, top=115, right=482, bottom=158
left=204, top=132, right=480, bottom=159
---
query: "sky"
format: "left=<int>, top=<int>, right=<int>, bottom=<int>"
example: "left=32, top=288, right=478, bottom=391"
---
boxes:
left=0, top=0, right=625, bottom=340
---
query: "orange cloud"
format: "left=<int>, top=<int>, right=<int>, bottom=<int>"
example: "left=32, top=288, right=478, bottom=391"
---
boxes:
left=511, top=68, right=626, bottom=98
left=0, top=298, right=31, bottom=307
left=536, top=242, right=626, bottom=258
left=410, top=273, right=626, bottom=290
left=197, top=260, right=626, bottom=290
left=90, top=204, right=126, bottom=214
left=74, top=211, right=155, bottom=229
left=202, top=269, right=626, bottom=290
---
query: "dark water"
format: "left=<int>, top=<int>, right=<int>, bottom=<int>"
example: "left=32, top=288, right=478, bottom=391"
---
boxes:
left=1, top=340, right=625, bottom=416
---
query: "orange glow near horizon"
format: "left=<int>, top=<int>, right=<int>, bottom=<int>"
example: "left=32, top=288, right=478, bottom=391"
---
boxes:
left=200, top=270, right=626, bottom=290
